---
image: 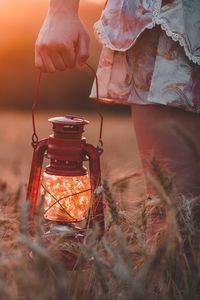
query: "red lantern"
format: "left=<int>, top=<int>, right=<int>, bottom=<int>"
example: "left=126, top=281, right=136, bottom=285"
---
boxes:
left=27, top=114, right=104, bottom=269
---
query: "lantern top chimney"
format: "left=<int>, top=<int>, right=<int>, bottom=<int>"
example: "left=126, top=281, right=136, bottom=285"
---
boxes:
left=48, top=115, right=89, bottom=126
left=48, top=115, right=89, bottom=139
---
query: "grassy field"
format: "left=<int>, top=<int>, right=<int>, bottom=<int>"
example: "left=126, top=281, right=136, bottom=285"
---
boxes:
left=0, top=111, right=199, bottom=300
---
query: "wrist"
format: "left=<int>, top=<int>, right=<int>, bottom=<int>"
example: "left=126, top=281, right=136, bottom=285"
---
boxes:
left=49, top=0, right=79, bottom=16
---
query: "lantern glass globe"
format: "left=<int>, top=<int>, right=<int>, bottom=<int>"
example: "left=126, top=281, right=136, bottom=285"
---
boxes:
left=41, top=172, right=91, bottom=223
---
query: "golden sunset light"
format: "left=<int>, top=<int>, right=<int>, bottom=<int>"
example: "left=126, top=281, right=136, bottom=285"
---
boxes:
left=0, top=0, right=198, bottom=297
left=0, top=0, right=105, bottom=109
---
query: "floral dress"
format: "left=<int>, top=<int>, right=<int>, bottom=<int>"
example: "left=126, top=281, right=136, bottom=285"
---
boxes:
left=90, top=0, right=200, bottom=113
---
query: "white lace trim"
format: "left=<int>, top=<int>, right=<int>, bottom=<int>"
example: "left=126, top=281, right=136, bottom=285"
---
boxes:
left=94, top=0, right=200, bottom=65
left=150, top=0, right=200, bottom=65
left=94, top=20, right=116, bottom=51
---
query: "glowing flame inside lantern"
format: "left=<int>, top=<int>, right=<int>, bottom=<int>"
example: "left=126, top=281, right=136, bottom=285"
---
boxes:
left=41, top=172, right=91, bottom=223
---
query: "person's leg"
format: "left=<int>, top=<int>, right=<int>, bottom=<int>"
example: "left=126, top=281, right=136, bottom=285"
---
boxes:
left=131, top=103, right=200, bottom=197
left=131, top=104, right=200, bottom=249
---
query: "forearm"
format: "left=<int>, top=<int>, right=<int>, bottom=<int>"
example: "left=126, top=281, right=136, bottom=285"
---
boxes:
left=49, top=0, right=80, bottom=15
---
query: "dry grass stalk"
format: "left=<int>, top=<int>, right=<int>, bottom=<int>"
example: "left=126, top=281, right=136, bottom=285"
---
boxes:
left=102, top=179, right=123, bottom=226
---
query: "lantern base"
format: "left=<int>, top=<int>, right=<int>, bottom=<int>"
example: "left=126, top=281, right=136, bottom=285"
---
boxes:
left=41, top=220, right=92, bottom=270
left=43, top=215, right=86, bottom=224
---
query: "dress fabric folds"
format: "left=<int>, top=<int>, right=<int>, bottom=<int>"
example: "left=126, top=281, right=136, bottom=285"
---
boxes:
left=90, top=0, right=200, bottom=113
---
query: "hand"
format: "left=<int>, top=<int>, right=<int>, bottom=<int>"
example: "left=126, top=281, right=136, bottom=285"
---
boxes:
left=35, top=12, right=90, bottom=73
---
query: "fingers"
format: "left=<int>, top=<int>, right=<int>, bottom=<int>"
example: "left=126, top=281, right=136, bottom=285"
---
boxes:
left=35, top=51, right=56, bottom=73
left=59, top=45, right=76, bottom=68
left=75, top=33, right=90, bottom=68
left=35, top=44, right=56, bottom=73
left=51, top=52, right=66, bottom=71
left=35, top=52, right=43, bottom=70
left=35, top=43, right=76, bottom=73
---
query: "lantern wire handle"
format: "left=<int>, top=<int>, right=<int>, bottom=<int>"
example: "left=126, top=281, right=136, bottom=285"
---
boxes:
left=31, top=71, right=42, bottom=149
left=31, top=64, right=103, bottom=150
left=85, top=63, right=103, bottom=150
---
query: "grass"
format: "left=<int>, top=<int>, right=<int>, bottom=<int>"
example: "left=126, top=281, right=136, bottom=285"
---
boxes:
left=0, top=111, right=199, bottom=299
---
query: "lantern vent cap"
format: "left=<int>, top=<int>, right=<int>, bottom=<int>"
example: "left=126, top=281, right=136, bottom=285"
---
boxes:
left=48, top=115, right=89, bottom=125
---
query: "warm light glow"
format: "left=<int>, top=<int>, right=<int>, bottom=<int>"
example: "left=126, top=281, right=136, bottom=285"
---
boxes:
left=41, top=172, right=91, bottom=223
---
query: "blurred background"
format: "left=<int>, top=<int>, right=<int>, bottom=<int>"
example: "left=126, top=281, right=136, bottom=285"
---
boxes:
left=0, top=0, right=128, bottom=112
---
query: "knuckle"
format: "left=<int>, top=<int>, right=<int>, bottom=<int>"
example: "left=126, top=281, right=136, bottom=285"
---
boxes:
left=35, top=43, right=40, bottom=51
left=38, top=43, right=48, bottom=52
left=36, top=41, right=62, bottom=52
left=56, top=42, right=67, bottom=51
left=35, top=44, right=44, bottom=54
left=35, top=39, right=74, bottom=53
left=63, top=41, right=73, bottom=49
left=62, top=43, right=74, bottom=53
left=79, top=51, right=89, bottom=61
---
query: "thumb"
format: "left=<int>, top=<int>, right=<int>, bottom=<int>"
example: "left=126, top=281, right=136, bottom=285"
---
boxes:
left=75, top=33, right=90, bottom=67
